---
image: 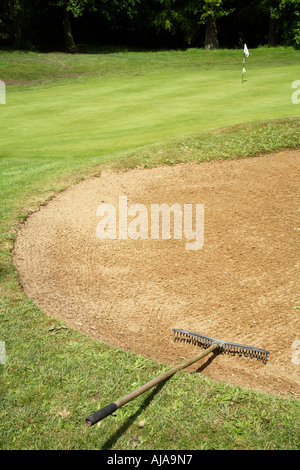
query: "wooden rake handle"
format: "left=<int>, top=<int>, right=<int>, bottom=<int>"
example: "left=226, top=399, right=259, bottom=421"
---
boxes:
left=85, top=342, right=219, bottom=426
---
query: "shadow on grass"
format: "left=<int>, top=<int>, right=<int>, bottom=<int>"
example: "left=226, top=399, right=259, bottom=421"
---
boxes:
left=101, top=380, right=168, bottom=450
left=101, top=353, right=219, bottom=449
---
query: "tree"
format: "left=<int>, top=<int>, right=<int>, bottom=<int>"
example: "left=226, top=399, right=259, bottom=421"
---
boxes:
left=57, top=0, right=143, bottom=51
left=276, top=0, right=300, bottom=48
left=56, top=0, right=96, bottom=51
left=146, top=0, right=234, bottom=48
left=184, top=0, right=235, bottom=48
left=200, top=0, right=232, bottom=49
left=61, top=1, right=77, bottom=51
left=258, top=0, right=300, bottom=48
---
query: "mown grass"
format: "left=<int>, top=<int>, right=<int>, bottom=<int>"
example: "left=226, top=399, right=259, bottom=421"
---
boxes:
left=0, top=47, right=299, bottom=450
left=1, top=47, right=299, bottom=158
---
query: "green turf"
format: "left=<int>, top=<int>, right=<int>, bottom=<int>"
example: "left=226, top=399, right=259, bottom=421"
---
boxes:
left=1, top=47, right=299, bottom=158
left=0, top=47, right=300, bottom=450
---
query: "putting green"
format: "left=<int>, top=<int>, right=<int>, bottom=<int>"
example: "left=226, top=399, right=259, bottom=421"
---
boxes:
left=2, top=58, right=299, bottom=158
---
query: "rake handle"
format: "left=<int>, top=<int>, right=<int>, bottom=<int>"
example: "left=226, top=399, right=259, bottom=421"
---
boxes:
left=85, top=342, right=219, bottom=426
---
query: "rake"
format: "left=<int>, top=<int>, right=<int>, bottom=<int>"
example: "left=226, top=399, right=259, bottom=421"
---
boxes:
left=85, top=328, right=269, bottom=426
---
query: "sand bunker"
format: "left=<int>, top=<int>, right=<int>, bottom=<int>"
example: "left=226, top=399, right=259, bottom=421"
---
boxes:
left=14, top=150, right=300, bottom=397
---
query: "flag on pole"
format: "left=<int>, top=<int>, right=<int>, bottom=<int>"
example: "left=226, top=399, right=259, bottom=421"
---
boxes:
left=244, top=44, right=249, bottom=58
left=242, top=44, right=249, bottom=83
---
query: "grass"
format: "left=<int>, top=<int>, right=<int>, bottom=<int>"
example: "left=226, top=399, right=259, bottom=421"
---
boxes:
left=1, top=47, right=299, bottom=158
left=0, top=47, right=300, bottom=450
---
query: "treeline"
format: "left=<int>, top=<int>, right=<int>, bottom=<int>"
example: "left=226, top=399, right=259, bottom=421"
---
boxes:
left=0, top=0, right=299, bottom=51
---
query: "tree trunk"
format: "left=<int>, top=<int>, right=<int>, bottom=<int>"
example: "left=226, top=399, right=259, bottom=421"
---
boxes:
left=268, top=17, right=278, bottom=47
left=204, top=16, right=219, bottom=49
left=62, top=3, right=77, bottom=52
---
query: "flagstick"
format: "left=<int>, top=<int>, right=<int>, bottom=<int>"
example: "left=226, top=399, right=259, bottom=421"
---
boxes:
left=242, top=56, right=245, bottom=83
left=242, top=44, right=249, bottom=84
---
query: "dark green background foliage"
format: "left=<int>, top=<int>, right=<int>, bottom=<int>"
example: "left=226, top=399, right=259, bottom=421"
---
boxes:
left=0, top=0, right=299, bottom=51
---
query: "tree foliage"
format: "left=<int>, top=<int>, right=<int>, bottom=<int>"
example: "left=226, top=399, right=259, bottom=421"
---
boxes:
left=0, top=0, right=299, bottom=50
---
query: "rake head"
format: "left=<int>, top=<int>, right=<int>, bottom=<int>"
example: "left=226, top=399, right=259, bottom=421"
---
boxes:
left=85, top=329, right=269, bottom=426
left=173, top=328, right=269, bottom=364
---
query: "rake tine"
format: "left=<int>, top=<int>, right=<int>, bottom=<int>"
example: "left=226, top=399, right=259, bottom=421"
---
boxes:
left=173, top=328, right=269, bottom=364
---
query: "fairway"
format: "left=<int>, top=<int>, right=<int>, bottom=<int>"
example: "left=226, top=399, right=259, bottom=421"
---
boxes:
left=1, top=49, right=299, bottom=158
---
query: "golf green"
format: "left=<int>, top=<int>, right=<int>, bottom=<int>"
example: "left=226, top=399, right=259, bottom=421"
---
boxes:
left=1, top=55, right=299, bottom=158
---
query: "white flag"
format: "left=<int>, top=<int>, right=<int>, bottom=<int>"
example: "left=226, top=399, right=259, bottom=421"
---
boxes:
left=244, top=44, right=249, bottom=57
